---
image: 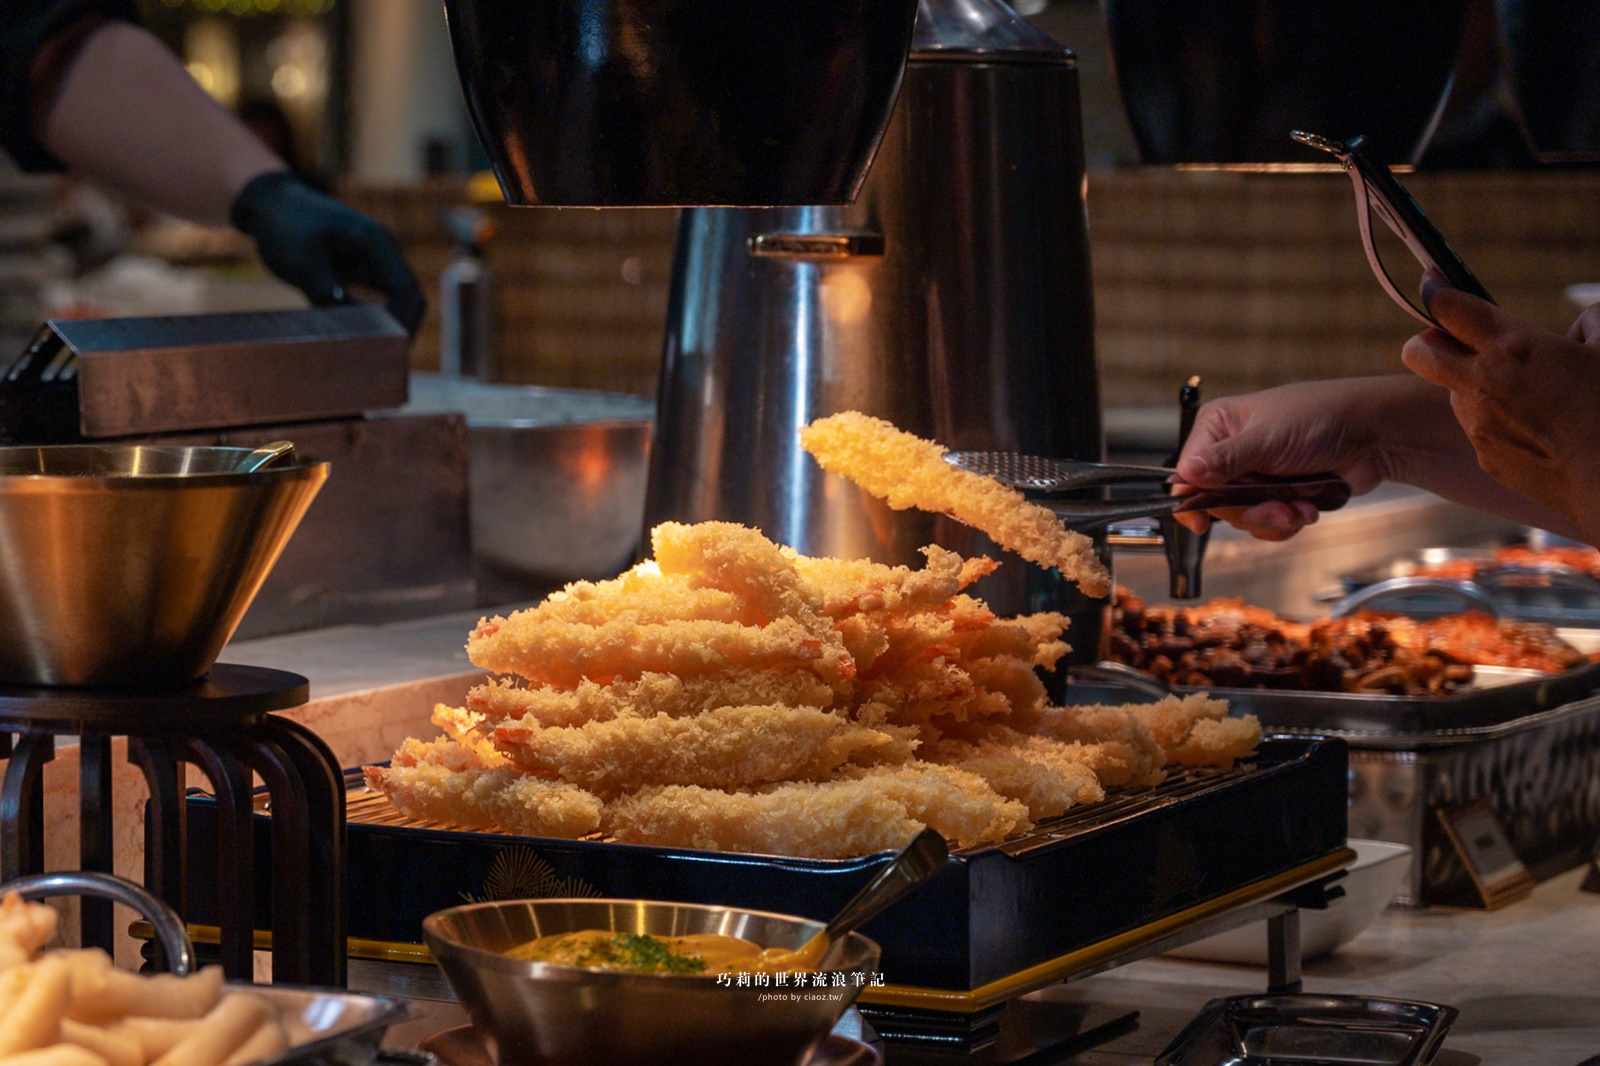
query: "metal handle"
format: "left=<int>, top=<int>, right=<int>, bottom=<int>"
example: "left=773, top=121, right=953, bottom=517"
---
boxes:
left=2, top=871, right=197, bottom=975
left=747, top=233, right=886, bottom=259
left=1329, top=576, right=1498, bottom=620
left=1046, top=477, right=1352, bottom=529
left=1071, top=662, right=1176, bottom=701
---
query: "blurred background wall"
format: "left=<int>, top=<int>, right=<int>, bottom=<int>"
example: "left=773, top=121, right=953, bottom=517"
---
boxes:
left=1, top=0, right=1595, bottom=411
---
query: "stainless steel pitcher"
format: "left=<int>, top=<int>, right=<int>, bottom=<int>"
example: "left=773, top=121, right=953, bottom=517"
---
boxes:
left=645, top=0, right=1108, bottom=657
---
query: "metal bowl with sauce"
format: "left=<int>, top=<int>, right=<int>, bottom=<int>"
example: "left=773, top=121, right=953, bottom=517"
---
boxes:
left=0, top=444, right=327, bottom=687
left=423, top=898, right=881, bottom=1066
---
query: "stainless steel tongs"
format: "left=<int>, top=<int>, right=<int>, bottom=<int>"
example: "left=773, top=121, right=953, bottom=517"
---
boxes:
left=943, top=451, right=1352, bottom=529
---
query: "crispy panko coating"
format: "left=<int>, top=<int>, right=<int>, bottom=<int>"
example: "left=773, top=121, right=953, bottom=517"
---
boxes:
left=370, top=518, right=1260, bottom=859
left=799, top=412, right=1111, bottom=598
left=790, top=546, right=992, bottom=617
left=1022, top=706, right=1168, bottom=788
left=493, top=705, right=905, bottom=794
left=652, top=522, right=855, bottom=683
left=923, top=735, right=1104, bottom=819
left=468, top=671, right=836, bottom=728
left=1127, top=694, right=1263, bottom=769
left=517, top=564, right=749, bottom=626
left=468, top=615, right=827, bottom=687
left=430, top=703, right=507, bottom=766
left=364, top=737, right=603, bottom=838
left=606, top=782, right=924, bottom=858
left=836, top=764, right=1031, bottom=848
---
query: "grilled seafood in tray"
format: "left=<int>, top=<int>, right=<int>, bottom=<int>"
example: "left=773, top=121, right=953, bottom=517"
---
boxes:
left=367, top=414, right=1262, bottom=859
left=1107, top=588, right=1590, bottom=696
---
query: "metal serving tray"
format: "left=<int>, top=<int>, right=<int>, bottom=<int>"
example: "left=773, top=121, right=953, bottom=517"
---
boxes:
left=1073, top=658, right=1600, bottom=735
left=1155, top=994, right=1456, bottom=1066
left=182, top=738, right=1349, bottom=1003
left=252, top=984, right=410, bottom=1066
left=1068, top=674, right=1600, bottom=906
left=1337, top=551, right=1600, bottom=626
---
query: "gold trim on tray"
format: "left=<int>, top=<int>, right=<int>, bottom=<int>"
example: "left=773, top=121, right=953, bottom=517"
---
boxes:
left=132, top=848, right=1355, bottom=1010
left=857, top=847, right=1356, bottom=1013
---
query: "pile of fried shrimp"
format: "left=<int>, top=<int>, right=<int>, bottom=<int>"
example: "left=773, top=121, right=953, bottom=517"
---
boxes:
left=365, top=520, right=1262, bottom=859
left=0, top=894, right=287, bottom=1066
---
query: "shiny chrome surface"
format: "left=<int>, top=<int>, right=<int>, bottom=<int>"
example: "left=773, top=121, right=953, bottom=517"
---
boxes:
left=442, top=0, right=918, bottom=206
left=1156, top=993, right=1456, bottom=1066
left=647, top=0, right=1106, bottom=651
left=0, top=445, right=327, bottom=686
left=943, top=452, right=1176, bottom=492
left=403, top=375, right=653, bottom=588
left=423, top=898, right=881, bottom=1066
left=1, top=306, right=408, bottom=443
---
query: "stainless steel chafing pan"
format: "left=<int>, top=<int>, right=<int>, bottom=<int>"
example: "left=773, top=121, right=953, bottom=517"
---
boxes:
left=0, top=870, right=409, bottom=1066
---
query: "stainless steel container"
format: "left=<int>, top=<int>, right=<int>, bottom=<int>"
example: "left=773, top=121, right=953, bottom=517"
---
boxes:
left=646, top=0, right=1106, bottom=654
left=0, top=445, right=327, bottom=686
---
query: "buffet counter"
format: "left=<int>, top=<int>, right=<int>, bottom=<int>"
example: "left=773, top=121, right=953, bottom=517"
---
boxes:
left=1038, top=864, right=1600, bottom=1064
left=377, top=866, right=1600, bottom=1061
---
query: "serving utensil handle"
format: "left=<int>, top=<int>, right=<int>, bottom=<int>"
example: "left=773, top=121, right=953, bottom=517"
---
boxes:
left=2, top=870, right=197, bottom=975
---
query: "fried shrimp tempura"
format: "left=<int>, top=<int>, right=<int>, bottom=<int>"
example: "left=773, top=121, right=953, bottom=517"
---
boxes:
left=799, top=412, right=1111, bottom=598
left=1020, top=706, right=1168, bottom=788
left=468, top=615, right=827, bottom=687
left=652, top=522, right=854, bottom=683
left=837, top=763, right=1030, bottom=848
left=923, top=735, right=1103, bottom=819
left=492, top=705, right=904, bottom=793
left=1126, top=694, right=1263, bottom=769
left=365, top=737, right=602, bottom=838
left=373, top=518, right=1261, bottom=859
left=430, top=703, right=506, bottom=766
left=606, top=782, right=923, bottom=858
left=789, top=546, right=991, bottom=617
left=467, top=671, right=836, bottom=729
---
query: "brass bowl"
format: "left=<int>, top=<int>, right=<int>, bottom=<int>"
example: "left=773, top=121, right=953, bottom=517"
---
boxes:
left=0, top=444, right=327, bottom=687
left=423, top=898, right=882, bottom=1066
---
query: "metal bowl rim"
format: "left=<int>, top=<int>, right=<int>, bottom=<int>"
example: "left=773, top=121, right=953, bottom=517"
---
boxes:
left=0, top=449, right=330, bottom=485
left=422, top=897, right=881, bottom=984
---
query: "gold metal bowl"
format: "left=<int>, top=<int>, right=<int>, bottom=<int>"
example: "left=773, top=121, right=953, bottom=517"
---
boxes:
left=423, top=898, right=881, bottom=1066
left=0, top=444, right=328, bottom=687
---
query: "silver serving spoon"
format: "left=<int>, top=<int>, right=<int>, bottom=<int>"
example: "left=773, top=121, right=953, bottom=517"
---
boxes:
left=237, top=440, right=295, bottom=472
left=799, top=827, right=948, bottom=968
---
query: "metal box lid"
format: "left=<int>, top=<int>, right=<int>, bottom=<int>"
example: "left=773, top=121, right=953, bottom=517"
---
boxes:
left=0, top=305, right=409, bottom=441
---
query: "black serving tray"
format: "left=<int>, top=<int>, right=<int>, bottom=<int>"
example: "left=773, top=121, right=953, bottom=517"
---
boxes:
left=181, top=737, right=1347, bottom=994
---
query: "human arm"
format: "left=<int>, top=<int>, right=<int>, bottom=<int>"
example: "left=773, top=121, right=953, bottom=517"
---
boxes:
left=26, top=15, right=425, bottom=332
left=1172, top=374, right=1585, bottom=541
left=1401, top=269, right=1600, bottom=546
left=33, top=18, right=283, bottom=226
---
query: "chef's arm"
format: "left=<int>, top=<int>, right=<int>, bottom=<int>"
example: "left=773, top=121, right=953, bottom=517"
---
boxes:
left=32, top=18, right=283, bottom=226
left=29, top=17, right=426, bottom=333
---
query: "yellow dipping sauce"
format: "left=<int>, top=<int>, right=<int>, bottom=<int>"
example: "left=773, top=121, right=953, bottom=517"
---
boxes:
left=505, top=929, right=826, bottom=975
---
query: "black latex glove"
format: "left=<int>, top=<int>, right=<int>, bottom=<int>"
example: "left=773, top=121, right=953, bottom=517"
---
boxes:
left=230, top=171, right=426, bottom=335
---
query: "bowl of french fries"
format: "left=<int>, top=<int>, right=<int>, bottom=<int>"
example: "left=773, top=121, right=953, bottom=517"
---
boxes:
left=423, top=897, right=881, bottom=1066
left=0, top=871, right=405, bottom=1066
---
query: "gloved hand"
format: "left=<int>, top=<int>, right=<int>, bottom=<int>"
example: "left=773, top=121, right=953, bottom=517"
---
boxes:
left=230, top=171, right=426, bottom=335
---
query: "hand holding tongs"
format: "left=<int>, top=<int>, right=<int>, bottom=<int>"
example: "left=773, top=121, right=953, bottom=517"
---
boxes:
left=943, top=451, right=1352, bottom=529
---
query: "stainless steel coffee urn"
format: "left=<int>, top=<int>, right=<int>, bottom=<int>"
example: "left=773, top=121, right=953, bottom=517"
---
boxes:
left=645, top=0, right=1108, bottom=657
